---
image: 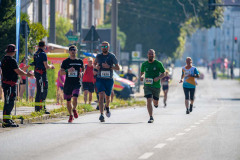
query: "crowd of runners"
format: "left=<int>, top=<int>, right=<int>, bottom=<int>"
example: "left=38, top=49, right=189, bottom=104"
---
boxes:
left=1, top=41, right=200, bottom=127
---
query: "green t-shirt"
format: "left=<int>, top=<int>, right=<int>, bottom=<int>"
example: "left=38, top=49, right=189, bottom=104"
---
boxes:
left=141, top=60, right=165, bottom=88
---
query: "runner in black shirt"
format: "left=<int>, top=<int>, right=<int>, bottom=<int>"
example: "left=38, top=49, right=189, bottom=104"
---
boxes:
left=1, top=44, right=33, bottom=128
left=33, top=41, right=55, bottom=113
left=61, top=45, right=84, bottom=123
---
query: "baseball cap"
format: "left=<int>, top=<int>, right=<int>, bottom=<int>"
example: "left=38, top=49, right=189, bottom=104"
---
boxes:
left=5, top=44, right=17, bottom=53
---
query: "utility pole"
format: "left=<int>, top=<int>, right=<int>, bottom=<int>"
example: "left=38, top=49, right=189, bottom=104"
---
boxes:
left=111, top=0, right=118, bottom=56
left=24, top=22, right=29, bottom=101
left=73, top=0, right=78, bottom=34
left=49, top=0, right=56, bottom=43
left=88, top=0, right=93, bottom=27
left=78, top=0, right=82, bottom=41
left=231, top=18, right=235, bottom=79
left=38, top=0, right=42, bottom=24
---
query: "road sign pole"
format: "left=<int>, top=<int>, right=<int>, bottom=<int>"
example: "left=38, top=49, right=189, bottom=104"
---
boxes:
left=25, top=22, right=29, bottom=101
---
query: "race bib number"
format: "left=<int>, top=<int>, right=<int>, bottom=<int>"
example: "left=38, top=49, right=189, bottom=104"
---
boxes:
left=68, top=71, right=78, bottom=77
left=145, top=78, right=153, bottom=84
left=101, top=71, right=111, bottom=78
left=162, top=81, right=168, bottom=85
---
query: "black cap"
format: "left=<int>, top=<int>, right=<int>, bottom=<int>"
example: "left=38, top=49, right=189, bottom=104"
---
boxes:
left=5, top=44, right=17, bottom=53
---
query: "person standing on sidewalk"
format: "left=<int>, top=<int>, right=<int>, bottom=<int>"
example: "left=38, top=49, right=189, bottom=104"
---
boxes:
left=140, top=49, right=165, bottom=123
left=94, top=41, right=120, bottom=122
left=56, top=69, right=65, bottom=105
left=33, top=41, right=55, bottom=113
left=161, top=70, right=170, bottom=107
left=19, top=57, right=30, bottom=100
left=61, top=45, right=84, bottom=123
left=1, top=44, right=33, bottom=128
left=82, top=57, right=95, bottom=104
left=179, top=57, right=199, bottom=114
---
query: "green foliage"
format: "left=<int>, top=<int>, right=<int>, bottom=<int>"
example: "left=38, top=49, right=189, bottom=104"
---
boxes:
left=28, top=22, right=48, bottom=53
left=118, top=0, right=224, bottom=59
left=0, top=0, right=17, bottom=57
left=55, top=14, right=73, bottom=46
left=47, top=68, right=57, bottom=99
left=97, top=23, right=127, bottom=49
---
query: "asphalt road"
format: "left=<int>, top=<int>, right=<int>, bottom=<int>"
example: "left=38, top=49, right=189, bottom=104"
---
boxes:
left=0, top=67, right=239, bottom=160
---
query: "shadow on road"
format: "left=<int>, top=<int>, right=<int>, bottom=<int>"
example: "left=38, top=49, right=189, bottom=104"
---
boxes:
left=218, top=98, right=240, bottom=101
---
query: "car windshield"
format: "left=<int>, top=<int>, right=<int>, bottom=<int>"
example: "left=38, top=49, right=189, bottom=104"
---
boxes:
left=113, top=71, right=120, bottom=78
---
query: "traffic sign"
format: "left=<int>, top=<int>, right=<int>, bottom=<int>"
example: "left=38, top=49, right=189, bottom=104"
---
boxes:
left=84, top=26, right=100, bottom=42
left=67, top=35, right=78, bottom=41
left=132, top=51, right=140, bottom=59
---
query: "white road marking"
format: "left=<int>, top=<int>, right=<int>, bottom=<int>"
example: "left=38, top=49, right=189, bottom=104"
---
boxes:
left=195, top=122, right=200, bottom=125
left=154, top=143, right=166, bottom=149
left=176, top=132, right=185, bottom=136
left=166, top=137, right=176, bottom=141
left=184, top=128, right=191, bottom=132
left=138, top=152, right=154, bottom=159
left=200, top=120, right=204, bottom=122
left=190, top=125, right=196, bottom=128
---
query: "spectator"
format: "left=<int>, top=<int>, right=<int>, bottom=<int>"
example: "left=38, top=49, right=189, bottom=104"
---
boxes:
left=19, top=57, right=30, bottom=100
left=124, top=68, right=138, bottom=82
left=56, top=69, right=65, bottom=105
left=28, top=70, right=36, bottom=102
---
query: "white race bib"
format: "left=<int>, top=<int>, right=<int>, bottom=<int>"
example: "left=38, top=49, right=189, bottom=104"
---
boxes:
left=162, top=81, right=168, bottom=85
left=68, top=71, right=78, bottom=77
left=101, top=71, right=111, bottom=78
left=145, top=78, right=153, bottom=84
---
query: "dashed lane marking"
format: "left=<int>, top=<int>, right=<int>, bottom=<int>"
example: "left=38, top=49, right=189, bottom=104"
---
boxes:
left=154, top=143, right=166, bottom=149
left=190, top=125, right=196, bottom=128
left=176, top=132, right=185, bottom=136
left=166, top=137, right=176, bottom=141
left=184, top=128, right=191, bottom=132
left=138, top=152, right=154, bottom=159
left=195, top=122, right=200, bottom=125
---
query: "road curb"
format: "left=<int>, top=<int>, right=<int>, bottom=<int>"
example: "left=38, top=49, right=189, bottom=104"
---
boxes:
left=0, top=112, right=68, bottom=128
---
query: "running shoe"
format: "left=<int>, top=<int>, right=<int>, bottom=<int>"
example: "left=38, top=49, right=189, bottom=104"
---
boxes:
left=154, top=105, right=158, bottom=108
left=164, top=103, right=167, bottom=107
left=73, top=109, right=78, bottom=118
left=148, top=116, right=154, bottom=123
left=68, top=115, right=74, bottom=123
left=105, top=107, right=111, bottom=118
left=96, top=105, right=99, bottom=110
left=186, top=109, right=190, bottom=114
left=2, top=119, right=19, bottom=128
left=189, top=104, right=193, bottom=112
left=99, top=114, right=105, bottom=122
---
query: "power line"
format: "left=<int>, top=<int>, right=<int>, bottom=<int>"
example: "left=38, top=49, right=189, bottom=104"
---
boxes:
left=176, top=0, right=188, bottom=18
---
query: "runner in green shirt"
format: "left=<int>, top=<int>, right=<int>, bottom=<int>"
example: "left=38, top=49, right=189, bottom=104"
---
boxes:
left=140, top=49, right=165, bottom=123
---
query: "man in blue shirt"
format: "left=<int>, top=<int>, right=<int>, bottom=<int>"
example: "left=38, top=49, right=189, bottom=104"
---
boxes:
left=33, top=41, right=55, bottom=113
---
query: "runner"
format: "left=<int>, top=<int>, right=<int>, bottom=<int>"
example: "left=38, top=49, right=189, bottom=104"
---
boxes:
left=94, top=41, right=120, bottom=122
left=82, top=57, right=95, bottom=104
left=140, top=49, right=165, bottom=123
left=179, top=57, right=199, bottom=114
left=56, top=69, right=65, bottom=105
left=161, top=70, right=170, bottom=107
left=1, top=44, right=33, bottom=128
left=33, top=41, right=55, bottom=113
left=61, top=45, right=84, bottom=123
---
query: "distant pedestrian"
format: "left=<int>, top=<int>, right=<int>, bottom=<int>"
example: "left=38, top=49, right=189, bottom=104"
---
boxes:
left=56, top=69, right=65, bottom=105
left=161, top=71, right=170, bottom=107
left=140, top=49, right=165, bottom=123
left=124, top=68, right=138, bottom=82
left=28, top=70, right=36, bottom=102
left=33, top=41, right=55, bottom=113
left=19, top=57, right=30, bottom=100
left=179, top=57, right=199, bottom=114
left=82, top=57, right=95, bottom=104
left=1, top=44, right=33, bottom=128
left=61, top=45, right=84, bottom=123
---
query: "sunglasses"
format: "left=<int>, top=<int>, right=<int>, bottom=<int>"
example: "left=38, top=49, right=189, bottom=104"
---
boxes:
left=70, top=49, right=76, bottom=51
left=101, top=46, right=108, bottom=48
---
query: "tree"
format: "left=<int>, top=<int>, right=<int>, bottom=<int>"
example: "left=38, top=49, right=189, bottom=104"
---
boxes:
left=55, top=14, right=73, bottom=46
left=118, top=0, right=224, bottom=59
left=0, top=0, right=17, bottom=57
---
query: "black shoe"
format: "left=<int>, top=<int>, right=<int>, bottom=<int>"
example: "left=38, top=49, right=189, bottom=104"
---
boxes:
left=189, top=104, right=193, bottom=112
left=96, top=105, right=99, bottom=110
left=148, top=116, right=154, bottom=123
left=2, top=120, right=19, bottom=128
left=35, top=106, right=40, bottom=112
left=186, top=109, right=190, bottom=114
left=105, top=107, right=111, bottom=118
left=44, top=110, right=50, bottom=114
left=154, top=105, right=158, bottom=108
left=99, top=114, right=105, bottom=122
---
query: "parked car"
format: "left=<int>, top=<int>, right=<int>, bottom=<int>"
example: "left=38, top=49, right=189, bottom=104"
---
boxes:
left=113, top=71, right=135, bottom=99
